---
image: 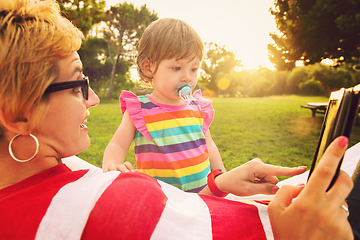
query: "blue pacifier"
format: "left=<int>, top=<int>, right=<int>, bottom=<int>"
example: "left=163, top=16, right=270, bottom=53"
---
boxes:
left=178, top=85, right=193, bottom=101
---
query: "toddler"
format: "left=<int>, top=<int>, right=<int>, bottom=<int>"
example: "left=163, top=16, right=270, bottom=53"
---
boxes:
left=103, top=18, right=226, bottom=193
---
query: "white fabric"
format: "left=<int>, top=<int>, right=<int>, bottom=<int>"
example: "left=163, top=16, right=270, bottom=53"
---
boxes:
left=257, top=203, right=274, bottom=240
left=35, top=168, right=120, bottom=240
left=150, top=180, right=213, bottom=240
left=62, top=155, right=99, bottom=170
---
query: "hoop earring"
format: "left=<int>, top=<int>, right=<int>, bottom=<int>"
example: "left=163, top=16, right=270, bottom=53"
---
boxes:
left=8, top=134, right=39, bottom=163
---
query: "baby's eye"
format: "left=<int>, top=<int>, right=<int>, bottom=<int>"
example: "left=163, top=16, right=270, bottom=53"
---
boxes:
left=192, top=68, right=198, bottom=72
left=173, top=67, right=181, bottom=71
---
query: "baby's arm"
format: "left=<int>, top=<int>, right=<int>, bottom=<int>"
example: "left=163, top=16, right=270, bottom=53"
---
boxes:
left=102, top=110, right=136, bottom=172
left=205, top=130, right=226, bottom=172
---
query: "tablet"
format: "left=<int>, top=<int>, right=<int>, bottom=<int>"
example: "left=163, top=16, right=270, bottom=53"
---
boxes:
left=308, top=84, right=360, bottom=190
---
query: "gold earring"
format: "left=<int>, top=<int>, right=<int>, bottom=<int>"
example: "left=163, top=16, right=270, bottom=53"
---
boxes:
left=8, top=134, right=39, bottom=163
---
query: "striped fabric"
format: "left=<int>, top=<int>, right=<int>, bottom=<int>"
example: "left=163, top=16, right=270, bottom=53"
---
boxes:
left=120, top=90, right=214, bottom=192
left=0, top=164, right=272, bottom=239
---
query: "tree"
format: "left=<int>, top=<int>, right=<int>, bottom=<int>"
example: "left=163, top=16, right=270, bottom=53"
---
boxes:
left=78, top=37, right=113, bottom=95
left=199, top=42, right=242, bottom=95
left=268, top=0, right=360, bottom=71
left=103, top=2, right=158, bottom=99
left=58, top=0, right=106, bottom=36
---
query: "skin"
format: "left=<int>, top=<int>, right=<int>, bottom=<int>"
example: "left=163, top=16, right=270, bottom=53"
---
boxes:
left=149, top=57, right=200, bottom=106
left=0, top=52, right=100, bottom=189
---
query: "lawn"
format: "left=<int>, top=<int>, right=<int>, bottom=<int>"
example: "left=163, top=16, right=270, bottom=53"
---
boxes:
left=78, top=95, right=360, bottom=180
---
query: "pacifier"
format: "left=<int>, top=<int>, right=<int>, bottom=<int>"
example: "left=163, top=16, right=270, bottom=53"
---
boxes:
left=177, top=85, right=193, bottom=101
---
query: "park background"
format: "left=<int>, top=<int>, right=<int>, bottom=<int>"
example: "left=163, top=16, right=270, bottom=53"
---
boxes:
left=58, top=0, right=360, bottom=177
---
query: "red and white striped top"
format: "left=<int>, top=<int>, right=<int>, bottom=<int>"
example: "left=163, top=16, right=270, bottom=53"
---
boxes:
left=0, top=164, right=273, bottom=239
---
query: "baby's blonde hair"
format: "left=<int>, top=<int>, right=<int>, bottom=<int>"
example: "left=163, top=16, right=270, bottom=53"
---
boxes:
left=0, top=0, right=83, bottom=136
left=136, top=18, right=204, bottom=83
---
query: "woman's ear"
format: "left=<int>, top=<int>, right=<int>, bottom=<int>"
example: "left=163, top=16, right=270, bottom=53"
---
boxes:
left=0, top=111, right=29, bottom=135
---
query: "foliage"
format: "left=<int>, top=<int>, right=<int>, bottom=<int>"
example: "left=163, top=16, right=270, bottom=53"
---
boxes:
left=78, top=37, right=133, bottom=98
left=298, top=79, right=326, bottom=96
left=268, top=0, right=360, bottom=71
left=57, top=0, right=106, bottom=36
left=233, top=64, right=359, bottom=97
left=78, top=37, right=111, bottom=93
left=103, top=2, right=158, bottom=100
left=199, top=42, right=242, bottom=96
left=286, top=67, right=309, bottom=94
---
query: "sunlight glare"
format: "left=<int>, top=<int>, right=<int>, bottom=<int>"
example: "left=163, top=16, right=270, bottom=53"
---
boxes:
left=321, top=58, right=335, bottom=66
left=218, top=77, right=230, bottom=90
left=295, top=60, right=303, bottom=67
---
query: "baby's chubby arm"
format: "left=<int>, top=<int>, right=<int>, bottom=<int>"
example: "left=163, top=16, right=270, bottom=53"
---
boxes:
left=103, top=110, right=137, bottom=172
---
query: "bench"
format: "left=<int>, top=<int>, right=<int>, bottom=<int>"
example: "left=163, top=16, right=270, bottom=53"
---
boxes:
left=301, top=102, right=328, bottom=117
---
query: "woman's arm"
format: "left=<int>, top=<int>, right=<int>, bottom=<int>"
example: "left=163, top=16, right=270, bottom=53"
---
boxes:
left=102, top=110, right=137, bottom=172
left=199, top=157, right=307, bottom=196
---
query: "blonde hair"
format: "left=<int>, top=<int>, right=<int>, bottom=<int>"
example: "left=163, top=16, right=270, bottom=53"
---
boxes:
left=0, top=0, right=83, bottom=137
left=136, top=18, right=204, bottom=83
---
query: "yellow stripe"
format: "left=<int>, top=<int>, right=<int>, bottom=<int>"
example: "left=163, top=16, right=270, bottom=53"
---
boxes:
left=146, top=117, right=203, bottom=132
left=140, top=159, right=209, bottom=177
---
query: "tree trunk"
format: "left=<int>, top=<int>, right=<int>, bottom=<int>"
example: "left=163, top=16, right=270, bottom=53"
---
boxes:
left=106, top=49, right=121, bottom=100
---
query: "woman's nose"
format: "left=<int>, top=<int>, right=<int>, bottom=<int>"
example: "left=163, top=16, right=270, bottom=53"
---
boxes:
left=86, top=88, right=100, bottom=107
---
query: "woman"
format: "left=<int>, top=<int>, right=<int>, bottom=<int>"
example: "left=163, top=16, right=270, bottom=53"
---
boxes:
left=0, top=0, right=354, bottom=239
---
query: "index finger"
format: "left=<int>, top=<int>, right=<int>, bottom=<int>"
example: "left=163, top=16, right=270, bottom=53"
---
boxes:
left=305, top=136, right=348, bottom=194
left=254, top=163, right=307, bottom=179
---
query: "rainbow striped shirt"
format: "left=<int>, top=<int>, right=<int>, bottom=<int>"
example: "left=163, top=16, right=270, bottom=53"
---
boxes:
left=120, top=90, right=214, bottom=192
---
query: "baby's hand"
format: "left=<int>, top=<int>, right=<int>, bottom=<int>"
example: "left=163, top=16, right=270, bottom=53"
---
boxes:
left=104, top=162, right=138, bottom=173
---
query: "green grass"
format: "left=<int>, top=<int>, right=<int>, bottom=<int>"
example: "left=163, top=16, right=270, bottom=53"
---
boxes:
left=78, top=95, right=360, bottom=180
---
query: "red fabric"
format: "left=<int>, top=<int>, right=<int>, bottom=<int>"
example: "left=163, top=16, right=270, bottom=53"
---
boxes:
left=0, top=164, right=270, bottom=240
left=0, top=165, right=87, bottom=239
left=200, top=195, right=267, bottom=240
left=82, top=172, right=167, bottom=239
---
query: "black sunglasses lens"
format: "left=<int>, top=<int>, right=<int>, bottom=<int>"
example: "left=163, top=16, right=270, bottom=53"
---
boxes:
left=82, top=81, right=89, bottom=100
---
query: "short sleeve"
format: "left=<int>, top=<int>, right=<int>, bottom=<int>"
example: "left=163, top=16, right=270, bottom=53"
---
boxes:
left=119, top=91, right=152, bottom=141
left=192, top=90, right=214, bottom=135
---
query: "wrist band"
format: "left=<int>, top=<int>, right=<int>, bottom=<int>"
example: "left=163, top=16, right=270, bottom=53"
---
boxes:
left=207, top=169, right=228, bottom=197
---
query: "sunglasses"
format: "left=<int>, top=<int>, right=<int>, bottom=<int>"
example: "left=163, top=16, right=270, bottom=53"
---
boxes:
left=44, top=77, right=89, bottom=100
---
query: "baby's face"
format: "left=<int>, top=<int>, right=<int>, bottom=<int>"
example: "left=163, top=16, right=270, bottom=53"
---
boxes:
left=150, top=57, right=200, bottom=105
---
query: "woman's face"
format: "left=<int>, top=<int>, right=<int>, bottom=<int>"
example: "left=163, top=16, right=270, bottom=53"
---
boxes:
left=35, top=52, right=99, bottom=158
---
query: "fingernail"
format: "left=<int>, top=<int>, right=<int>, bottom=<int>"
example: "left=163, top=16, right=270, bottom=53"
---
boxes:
left=297, top=183, right=305, bottom=187
left=271, top=186, right=279, bottom=194
left=338, top=136, right=349, bottom=148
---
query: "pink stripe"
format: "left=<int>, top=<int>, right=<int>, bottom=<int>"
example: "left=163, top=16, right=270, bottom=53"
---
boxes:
left=136, top=144, right=207, bottom=162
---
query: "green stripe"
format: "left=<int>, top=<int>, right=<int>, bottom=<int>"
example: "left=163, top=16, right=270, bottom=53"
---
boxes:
left=138, top=95, right=151, bottom=103
left=135, top=131, right=204, bottom=146
left=181, top=177, right=207, bottom=191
